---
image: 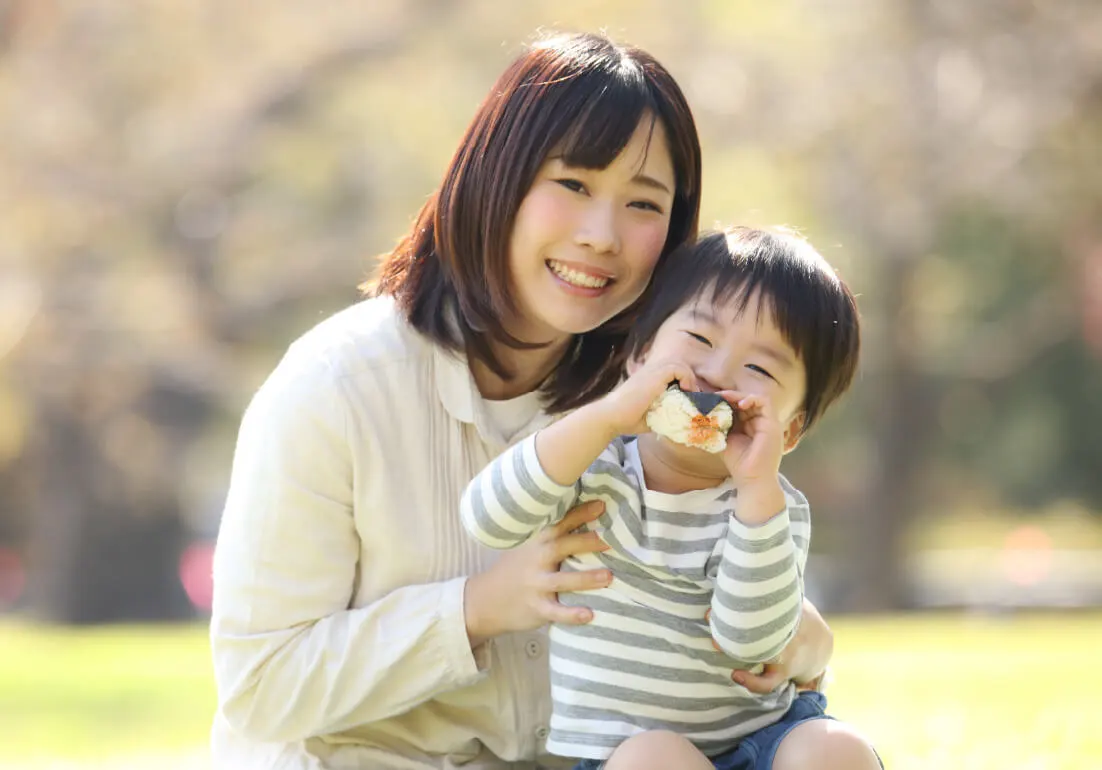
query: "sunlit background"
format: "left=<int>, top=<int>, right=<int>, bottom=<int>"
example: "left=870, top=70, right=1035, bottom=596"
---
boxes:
left=1, top=1, right=1100, bottom=768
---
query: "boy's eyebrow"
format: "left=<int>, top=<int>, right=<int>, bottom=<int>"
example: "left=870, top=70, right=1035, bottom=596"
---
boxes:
left=750, top=342, right=797, bottom=370
left=688, top=308, right=720, bottom=325
left=689, top=307, right=798, bottom=370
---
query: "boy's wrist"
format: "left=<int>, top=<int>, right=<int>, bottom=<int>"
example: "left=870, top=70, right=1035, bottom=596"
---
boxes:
left=733, top=481, right=786, bottom=525
left=585, top=398, right=628, bottom=444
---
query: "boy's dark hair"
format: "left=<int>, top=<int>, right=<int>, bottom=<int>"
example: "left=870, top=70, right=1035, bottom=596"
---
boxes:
left=365, top=31, right=702, bottom=413
left=627, top=227, right=861, bottom=434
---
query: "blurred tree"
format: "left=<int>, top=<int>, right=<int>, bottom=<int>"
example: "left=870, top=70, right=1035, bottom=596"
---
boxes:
left=0, top=0, right=1098, bottom=621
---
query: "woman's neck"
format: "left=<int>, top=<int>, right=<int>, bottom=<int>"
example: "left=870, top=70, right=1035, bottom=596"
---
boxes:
left=469, top=335, right=572, bottom=400
left=635, top=433, right=728, bottom=494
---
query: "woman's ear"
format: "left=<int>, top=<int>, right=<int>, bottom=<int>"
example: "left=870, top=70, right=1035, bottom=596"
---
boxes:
left=782, top=412, right=806, bottom=454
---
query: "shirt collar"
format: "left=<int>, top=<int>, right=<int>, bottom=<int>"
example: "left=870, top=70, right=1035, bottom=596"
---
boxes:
left=431, top=302, right=555, bottom=446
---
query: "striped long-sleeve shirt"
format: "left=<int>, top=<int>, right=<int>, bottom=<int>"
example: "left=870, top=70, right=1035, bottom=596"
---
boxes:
left=460, top=434, right=811, bottom=760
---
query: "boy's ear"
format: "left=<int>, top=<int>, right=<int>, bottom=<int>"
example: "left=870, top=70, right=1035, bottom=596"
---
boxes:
left=782, top=412, right=806, bottom=454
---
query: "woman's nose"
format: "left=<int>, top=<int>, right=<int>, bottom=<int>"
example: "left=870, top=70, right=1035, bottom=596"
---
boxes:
left=574, top=201, right=621, bottom=255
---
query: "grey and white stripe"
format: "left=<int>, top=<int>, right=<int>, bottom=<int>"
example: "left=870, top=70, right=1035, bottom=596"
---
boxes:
left=460, top=434, right=810, bottom=760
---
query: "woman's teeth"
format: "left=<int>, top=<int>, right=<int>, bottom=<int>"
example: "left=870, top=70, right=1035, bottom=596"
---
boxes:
left=548, top=260, right=609, bottom=289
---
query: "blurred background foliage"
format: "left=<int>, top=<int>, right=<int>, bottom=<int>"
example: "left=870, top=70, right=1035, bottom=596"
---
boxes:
left=0, top=0, right=1100, bottom=624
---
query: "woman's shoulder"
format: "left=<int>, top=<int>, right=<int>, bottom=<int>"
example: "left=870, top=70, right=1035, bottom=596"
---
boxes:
left=283, top=295, right=430, bottom=380
left=250, top=296, right=434, bottom=413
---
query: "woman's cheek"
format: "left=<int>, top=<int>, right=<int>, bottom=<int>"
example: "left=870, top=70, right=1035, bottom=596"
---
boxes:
left=635, top=220, right=673, bottom=276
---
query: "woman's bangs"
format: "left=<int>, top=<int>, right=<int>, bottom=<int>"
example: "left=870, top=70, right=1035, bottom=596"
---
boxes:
left=555, top=75, right=653, bottom=169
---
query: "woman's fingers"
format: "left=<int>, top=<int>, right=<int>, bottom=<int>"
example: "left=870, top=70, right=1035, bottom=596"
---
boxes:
left=545, top=566, right=612, bottom=594
left=537, top=597, right=594, bottom=625
left=551, top=530, right=609, bottom=562
left=552, top=499, right=605, bottom=536
left=732, top=663, right=786, bottom=693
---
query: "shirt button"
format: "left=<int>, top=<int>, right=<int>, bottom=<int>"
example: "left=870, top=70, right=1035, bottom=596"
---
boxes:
left=535, top=726, right=550, bottom=740
left=525, top=640, right=541, bottom=658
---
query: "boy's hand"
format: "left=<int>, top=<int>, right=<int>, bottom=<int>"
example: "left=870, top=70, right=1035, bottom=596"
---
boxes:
left=594, top=359, right=696, bottom=438
left=717, top=392, right=786, bottom=517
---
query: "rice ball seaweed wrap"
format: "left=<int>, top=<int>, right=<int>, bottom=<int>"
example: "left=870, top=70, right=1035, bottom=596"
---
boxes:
left=645, top=382, right=733, bottom=453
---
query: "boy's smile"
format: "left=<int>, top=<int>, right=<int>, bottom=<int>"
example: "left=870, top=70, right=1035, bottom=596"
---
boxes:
left=632, top=286, right=808, bottom=486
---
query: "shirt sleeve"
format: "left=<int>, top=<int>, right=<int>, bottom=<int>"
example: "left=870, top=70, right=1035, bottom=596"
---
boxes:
left=210, top=350, right=485, bottom=744
left=707, top=479, right=808, bottom=664
left=459, top=433, right=581, bottom=549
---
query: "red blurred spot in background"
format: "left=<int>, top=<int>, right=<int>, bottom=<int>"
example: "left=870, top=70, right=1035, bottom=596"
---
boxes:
left=0, top=547, right=26, bottom=608
left=179, top=541, right=215, bottom=612
left=1000, top=525, right=1053, bottom=587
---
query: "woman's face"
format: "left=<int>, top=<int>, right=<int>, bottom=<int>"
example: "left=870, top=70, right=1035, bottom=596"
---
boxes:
left=505, top=116, right=675, bottom=345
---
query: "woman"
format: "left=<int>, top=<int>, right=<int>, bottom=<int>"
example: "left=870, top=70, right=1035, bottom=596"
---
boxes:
left=210, top=31, right=845, bottom=769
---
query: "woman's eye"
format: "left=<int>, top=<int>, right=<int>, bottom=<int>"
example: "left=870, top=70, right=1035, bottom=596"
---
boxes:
left=686, top=332, right=712, bottom=347
left=747, top=364, right=776, bottom=381
left=556, top=178, right=586, bottom=194
left=630, top=200, right=664, bottom=214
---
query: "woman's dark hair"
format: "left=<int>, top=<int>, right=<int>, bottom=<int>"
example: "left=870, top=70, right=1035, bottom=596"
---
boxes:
left=366, top=31, right=702, bottom=412
left=627, top=228, right=862, bottom=434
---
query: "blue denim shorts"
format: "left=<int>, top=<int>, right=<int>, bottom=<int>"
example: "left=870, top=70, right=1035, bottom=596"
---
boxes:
left=572, top=692, right=882, bottom=770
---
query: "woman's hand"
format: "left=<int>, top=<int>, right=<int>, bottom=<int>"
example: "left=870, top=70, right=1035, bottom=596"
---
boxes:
left=464, top=500, right=612, bottom=648
left=730, top=598, right=834, bottom=693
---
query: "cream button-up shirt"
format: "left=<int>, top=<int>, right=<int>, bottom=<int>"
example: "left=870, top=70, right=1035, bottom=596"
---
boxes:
left=210, top=296, right=569, bottom=769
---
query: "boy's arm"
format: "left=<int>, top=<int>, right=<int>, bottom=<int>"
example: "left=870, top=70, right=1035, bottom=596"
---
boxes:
left=459, top=434, right=584, bottom=549
left=708, top=482, right=806, bottom=664
left=461, top=358, right=695, bottom=548
left=533, top=402, right=620, bottom=485
left=537, top=358, right=697, bottom=484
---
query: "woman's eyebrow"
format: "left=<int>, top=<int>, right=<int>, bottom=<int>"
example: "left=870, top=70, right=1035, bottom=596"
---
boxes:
left=632, top=173, right=671, bottom=195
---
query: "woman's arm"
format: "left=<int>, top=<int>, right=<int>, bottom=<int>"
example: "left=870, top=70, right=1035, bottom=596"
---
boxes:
left=211, top=357, right=483, bottom=743
left=732, top=597, right=834, bottom=692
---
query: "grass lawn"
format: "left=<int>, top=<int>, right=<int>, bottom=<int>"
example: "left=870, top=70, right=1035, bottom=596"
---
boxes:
left=1, top=612, right=1100, bottom=768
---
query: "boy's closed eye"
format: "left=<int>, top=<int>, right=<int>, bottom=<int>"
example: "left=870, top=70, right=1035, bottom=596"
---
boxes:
left=685, top=331, right=712, bottom=346
left=746, top=363, right=777, bottom=381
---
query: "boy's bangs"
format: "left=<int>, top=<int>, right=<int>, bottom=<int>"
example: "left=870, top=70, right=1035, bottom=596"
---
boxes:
left=554, top=74, right=653, bottom=169
left=705, top=266, right=818, bottom=361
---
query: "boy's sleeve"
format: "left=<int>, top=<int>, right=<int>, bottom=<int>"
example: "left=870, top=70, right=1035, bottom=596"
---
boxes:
left=460, top=433, right=582, bottom=549
left=708, top=477, right=808, bottom=664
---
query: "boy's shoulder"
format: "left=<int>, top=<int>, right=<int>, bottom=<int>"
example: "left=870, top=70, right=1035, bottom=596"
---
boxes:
left=582, top=435, right=635, bottom=476
left=777, top=472, right=810, bottom=508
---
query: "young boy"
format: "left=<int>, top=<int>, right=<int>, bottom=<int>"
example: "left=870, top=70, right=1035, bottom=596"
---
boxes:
left=461, top=227, right=863, bottom=767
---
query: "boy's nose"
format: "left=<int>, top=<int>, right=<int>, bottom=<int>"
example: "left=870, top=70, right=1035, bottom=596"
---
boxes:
left=693, top=374, right=723, bottom=393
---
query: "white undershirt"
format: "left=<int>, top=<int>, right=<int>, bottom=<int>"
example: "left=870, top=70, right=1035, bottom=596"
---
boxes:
left=481, top=390, right=544, bottom=444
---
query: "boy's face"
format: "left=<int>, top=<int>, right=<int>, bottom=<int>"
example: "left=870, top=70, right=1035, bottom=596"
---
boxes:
left=634, top=287, right=808, bottom=451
